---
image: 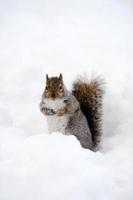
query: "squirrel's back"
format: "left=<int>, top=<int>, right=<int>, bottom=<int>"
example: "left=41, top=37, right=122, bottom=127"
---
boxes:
left=72, top=76, right=104, bottom=148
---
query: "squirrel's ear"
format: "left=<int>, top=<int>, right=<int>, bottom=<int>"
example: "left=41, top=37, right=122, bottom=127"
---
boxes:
left=46, top=74, right=49, bottom=81
left=59, top=73, right=63, bottom=81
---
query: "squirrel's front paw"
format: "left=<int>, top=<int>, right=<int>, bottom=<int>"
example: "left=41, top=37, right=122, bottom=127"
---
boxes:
left=42, top=108, right=55, bottom=116
left=39, top=103, right=56, bottom=116
left=39, top=102, right=45, bottom=111
left=48, top=109, right=56, bottom=115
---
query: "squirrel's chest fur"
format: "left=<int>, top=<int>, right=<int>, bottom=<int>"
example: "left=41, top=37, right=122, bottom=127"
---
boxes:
left=44, top=98, right=69, bottom=134
left=47, top=115, right=69, bottom=134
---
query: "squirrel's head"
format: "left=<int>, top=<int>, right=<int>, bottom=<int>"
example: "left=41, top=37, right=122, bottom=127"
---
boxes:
left=44, top=73, right=65, bottom=100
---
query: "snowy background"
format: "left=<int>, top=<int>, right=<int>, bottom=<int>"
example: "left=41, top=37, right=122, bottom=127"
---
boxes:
left=0, top=0, right=133, bottom=199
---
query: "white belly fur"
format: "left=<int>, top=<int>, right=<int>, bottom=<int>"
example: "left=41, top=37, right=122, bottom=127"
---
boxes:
left=47, top=115, right=69, bottom=134
left=43, top=98, right=69, bottom=134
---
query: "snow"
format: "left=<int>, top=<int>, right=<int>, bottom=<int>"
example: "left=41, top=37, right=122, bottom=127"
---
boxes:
left=0, top=0, right=133, bottom=199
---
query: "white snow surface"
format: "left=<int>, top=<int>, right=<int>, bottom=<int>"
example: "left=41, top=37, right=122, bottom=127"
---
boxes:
left=0, top=0, right=133, bottom=199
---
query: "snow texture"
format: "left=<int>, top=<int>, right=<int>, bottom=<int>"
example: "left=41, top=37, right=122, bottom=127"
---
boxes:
left=0, top=0, right=133, bottom=199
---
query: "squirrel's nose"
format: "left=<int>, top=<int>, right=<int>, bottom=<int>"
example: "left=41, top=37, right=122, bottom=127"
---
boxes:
left=52, top=94, right=55, bottom=98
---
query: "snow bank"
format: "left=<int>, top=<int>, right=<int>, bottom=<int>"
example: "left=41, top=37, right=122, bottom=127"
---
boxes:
left=0, top=0, right=133, bottom=199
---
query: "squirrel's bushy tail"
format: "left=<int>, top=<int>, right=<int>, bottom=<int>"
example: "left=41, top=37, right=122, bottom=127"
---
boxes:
left=72, top=76, right=104, bottom=148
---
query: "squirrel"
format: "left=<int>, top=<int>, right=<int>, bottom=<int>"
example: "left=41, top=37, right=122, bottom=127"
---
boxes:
left=40, top=73, right=104, bottom=151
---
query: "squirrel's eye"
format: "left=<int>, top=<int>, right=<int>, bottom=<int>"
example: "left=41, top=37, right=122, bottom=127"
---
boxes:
left=59, top=85, right=63, bottom=90
left=45, top=86, right=48, bottom=91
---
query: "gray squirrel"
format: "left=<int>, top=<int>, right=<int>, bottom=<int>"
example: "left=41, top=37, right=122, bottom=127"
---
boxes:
left=40, top=73, right=104, bottom=151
